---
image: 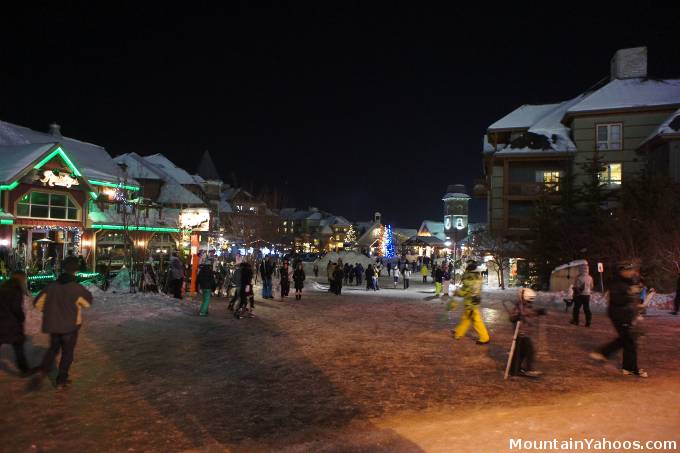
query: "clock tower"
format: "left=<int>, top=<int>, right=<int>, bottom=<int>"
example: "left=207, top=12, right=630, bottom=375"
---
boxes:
left=443, top=184, right=470, bottom=243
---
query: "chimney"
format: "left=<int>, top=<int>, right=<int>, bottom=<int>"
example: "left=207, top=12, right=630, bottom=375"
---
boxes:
left=610, top=47, right=647, bottom=80
left=446, top=184, right=467, bottom=195
left=374, top=212, right=382, bottom=223
left=48, top=122, right=62, bottom=137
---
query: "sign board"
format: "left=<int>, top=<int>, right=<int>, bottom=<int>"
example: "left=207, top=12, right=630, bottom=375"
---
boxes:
left=180, top=208, right=211, bottom=231
left=597, top=262, right=604, bottom=273
left=40, top=170, right=79, bottom=188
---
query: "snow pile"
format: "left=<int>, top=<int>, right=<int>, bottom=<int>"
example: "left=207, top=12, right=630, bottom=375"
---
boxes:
left=313, top=251, right=376, bottom=271
left=109, top=268, right=133, bottom=293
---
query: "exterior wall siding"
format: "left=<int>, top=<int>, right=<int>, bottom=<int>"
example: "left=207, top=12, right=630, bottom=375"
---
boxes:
left=571, top=110, right=675, bottom=186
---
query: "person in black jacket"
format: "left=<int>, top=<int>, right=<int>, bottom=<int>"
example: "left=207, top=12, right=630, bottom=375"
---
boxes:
left=279, top=260, right=291, bottom=298
left=32, top=256, right=93, bottom=389
left=198, top=264, right=216, bottom=317
left=333, top=265, right=344, bottom=295
left=590, top=260, right=647, bottom=378
left=235, top=262, right=254, bottom=318
left=260, top=258, right=274, bottom=299
left=0, top=270, right=31, bottom=375
left=293, top=263, right=306, bottom=300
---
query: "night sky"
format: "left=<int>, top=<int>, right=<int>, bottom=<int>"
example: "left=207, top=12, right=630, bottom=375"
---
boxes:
left=2, top=4, right=680, bottom=227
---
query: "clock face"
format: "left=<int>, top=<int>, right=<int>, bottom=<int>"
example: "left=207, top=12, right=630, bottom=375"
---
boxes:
left=444, top=217, right=452, bottom=230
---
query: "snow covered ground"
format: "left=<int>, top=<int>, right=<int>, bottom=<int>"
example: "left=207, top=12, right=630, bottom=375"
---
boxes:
left=1, top=276, right=679, bottom=452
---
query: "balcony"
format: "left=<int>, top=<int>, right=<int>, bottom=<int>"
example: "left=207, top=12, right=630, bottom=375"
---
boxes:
left=507, top=216, right=533, bottom=230
left=507, top=182, right=560, bottom=197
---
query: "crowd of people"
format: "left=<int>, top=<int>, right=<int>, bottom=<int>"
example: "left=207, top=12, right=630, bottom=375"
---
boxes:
left=1, top=247, right=678, bottom=391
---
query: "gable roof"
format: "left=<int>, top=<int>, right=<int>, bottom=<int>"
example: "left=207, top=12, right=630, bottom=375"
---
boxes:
left=639, top=106, right=680, bottom=149
left=418, top=220, right=447, bottom=240
left=0, top=120, right=128, bottom=184
left=144, top=154, right=197, bottom=185
left=0, top=143, right=56, bottom=184
left=114, top=153, right=164, bottom=180
left=488, top=104, right=562, bottom=132
left=566, top=78, right=680, bottom=115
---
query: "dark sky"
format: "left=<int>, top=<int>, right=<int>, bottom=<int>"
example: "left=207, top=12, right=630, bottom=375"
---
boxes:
left=2, top=4, right=680, bottom=227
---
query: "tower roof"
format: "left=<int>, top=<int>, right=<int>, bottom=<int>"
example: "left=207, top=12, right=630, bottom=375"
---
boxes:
left=196, top=150, right=222, bottom=181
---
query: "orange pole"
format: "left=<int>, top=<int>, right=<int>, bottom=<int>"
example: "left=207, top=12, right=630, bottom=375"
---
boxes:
left=190, top=233, right=199, bottom=294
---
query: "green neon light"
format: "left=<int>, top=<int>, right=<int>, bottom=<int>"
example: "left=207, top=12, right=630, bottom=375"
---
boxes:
left=34, top=147, right=82, bottom=177
left=91, top=224, right=181, bottom=233
left=0, top=219, right=14, bottom=225
left=0, top=181, right=19, bottom=191
left=89, top=191, right=99, bottom=200
left=88, top=180, right=140, bottom=191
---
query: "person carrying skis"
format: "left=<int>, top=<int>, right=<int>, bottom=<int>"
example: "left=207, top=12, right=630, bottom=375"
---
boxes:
left=293, top=262, right=306, bottom=300
left=508, top=288, right=546, bottom=377
left=450, top=260, right=489, bottom=344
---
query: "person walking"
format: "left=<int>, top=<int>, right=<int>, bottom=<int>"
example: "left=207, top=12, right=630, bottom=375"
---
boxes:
left=32, top=256, right=93, bottom=389
left=403, top=265, right=411, bottom=290
left=235, top=262, right=255, bottom=318
left=228, top=263, right=242, bottom=311
left=0, top=270, right=32, bottom=376
left=280, top=260, right=291, bottom=299
left=333, top=264, right=344, bottom=295
left=313, top=263, right=319, bottom=278
left=327, top=262, right=337, bottom=294
left=393, top=266, right=401, bottom=288
left=355, top=263, right=363, bottom=286
left=373, top=265, right=380, bottom=291
left=420, top=263, right=429, bottom=283
left=570, top=265, right=594, bottom=327
left=508, top=288, right=547, bottom=377
left=387, top=262, right=392, bottom=277
left=260, top=257, right=274, bottom=299
left=167, top=252, right=185, bottom=299
left=293, top=263, right=306, bottom=300
left=433, top=264, right=444, bottom=296
left=198, top=264, right=216, bottom=316
left=590, top=260, right=647, bottom=377
left=451, top=261, right=490, bottom=345
left=365, top=264, right=374, bottom=291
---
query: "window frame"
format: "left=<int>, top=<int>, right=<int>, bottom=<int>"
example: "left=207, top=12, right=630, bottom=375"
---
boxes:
left=15, top=189, right=82, bottom=221
left=595, top=123, right=623, bottom=151
left=598, top=162, right=623, bottom=186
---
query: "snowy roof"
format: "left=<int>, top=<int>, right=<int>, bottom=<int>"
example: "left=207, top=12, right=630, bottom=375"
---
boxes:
left=393, top=228, right=418, bottom=238
left=157, top=182, right=205, bottom=205
left=551, top=259, right=589, bottom=274
left=442, top=192, right=470, bottom=200
left=192, top=174, right=206, bottom=184
left=220, top=199, right=233, bottom=213
left=567, top=78, right=680, bottom=115
left=331, top=216, right=351, bottom=227
left=0, top=143, right=56, bottom=183
left=639, top=107, right=680, bottom=148
left=418, top=220, right=447, bottom=240
left=487, top=96, right=585, bottom=155
left=0, top=120, right=129, bottom=184
left=488, top=104, right=561, bottom=131
left=144, top=154, right=197, bottom=185
left=114, top=153, right=164, bottom=180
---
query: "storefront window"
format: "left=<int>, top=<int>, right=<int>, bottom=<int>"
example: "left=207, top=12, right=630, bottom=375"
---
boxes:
left=16, top=191, right=80, bottom=220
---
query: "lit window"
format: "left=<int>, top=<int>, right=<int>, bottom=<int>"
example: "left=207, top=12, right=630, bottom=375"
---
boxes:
left=596, top=124, right=622, bottom=150
left=599, top=163, right=622, bottom=185
left=16, top=191, right=80, bottom=220
left=536, top=170, right=562, bottom=191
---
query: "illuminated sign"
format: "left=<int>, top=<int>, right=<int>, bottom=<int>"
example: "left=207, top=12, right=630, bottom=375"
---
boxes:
left=180, top=208, right=210, bottom=231
left=40, top=170, right=80, bottom=188
left=444, top=216, right=452, bottom=230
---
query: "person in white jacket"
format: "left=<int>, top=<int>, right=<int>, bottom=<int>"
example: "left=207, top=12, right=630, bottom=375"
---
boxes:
left=393, top=267, right=401, bottom=288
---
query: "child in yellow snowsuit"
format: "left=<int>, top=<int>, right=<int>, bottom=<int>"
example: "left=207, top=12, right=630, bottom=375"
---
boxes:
left=449, top=261, right=490, bottom=344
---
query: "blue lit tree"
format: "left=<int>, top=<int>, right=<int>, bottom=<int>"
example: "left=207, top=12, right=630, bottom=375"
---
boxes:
left=384, top=224, right=396, bottom=258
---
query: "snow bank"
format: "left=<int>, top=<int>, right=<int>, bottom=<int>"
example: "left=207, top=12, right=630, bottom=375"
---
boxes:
left=311, top=251, right=377, bottom=273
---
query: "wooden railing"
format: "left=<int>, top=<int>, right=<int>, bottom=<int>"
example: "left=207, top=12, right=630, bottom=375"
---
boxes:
left=507, top=182, right=559, bottom=196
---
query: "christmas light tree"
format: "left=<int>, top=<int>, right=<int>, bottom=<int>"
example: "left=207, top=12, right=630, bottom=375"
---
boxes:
left=376, top=225, right=386, bottom=257
left=384, top=224, right=396, bottom=258
left=345, top=224, right=357, bottom=249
